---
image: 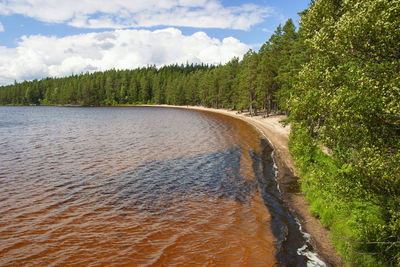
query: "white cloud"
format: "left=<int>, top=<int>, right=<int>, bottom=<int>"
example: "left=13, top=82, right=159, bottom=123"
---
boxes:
left=0, top=0, right=272, bottom=30
left=262, top=28, right=273, bottom=33
left=0, top=22, right=4, bottom=32
left=0, top=28, right=250, bottom=85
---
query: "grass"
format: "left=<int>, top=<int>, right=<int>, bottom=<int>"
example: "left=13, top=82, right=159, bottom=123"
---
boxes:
left=289, top=124, right=398, bottom=266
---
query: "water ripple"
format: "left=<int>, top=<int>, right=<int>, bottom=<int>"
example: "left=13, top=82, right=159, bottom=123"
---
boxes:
left=0, top=106, right=307, bottom=266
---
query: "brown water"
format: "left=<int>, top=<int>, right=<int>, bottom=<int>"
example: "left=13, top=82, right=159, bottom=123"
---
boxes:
left=0, top=106, right=310, bottom=266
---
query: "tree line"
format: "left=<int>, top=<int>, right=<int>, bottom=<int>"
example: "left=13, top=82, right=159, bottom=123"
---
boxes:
left=0, top=19, right=298, bottom=115
left=1, top=0, right=399, bottom=265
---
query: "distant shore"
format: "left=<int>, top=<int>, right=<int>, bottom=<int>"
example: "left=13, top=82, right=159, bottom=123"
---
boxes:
left=149, top=104, right=343, bottom=266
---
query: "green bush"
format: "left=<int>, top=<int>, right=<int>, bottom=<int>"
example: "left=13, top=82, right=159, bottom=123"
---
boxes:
left=289, top=124, right=399, bottom=266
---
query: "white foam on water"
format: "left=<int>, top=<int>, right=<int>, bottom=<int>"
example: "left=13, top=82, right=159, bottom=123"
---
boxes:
left=252, top=120, right=326, bottom=267
left=296, top=218, right=327, bottom=267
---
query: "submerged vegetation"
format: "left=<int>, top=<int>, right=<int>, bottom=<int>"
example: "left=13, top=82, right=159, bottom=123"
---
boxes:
left=1, top=0, right=399, bottom=265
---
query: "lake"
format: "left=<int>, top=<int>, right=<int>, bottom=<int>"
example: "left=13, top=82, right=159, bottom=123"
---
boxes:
left=0, top=106, right=312, bottom=266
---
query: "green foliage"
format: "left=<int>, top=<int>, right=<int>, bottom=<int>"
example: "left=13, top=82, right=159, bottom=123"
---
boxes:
left=0, top=64, right=214, bottom=106
left=290, top=125, right=398, bottom=266
left=289, top=0, right=400, bottom=265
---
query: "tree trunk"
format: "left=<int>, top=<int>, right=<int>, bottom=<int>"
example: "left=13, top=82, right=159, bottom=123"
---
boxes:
left=249, top=93, right=253, bottom=117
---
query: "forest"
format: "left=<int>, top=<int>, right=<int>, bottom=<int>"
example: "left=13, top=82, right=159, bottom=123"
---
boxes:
left=1, top=0, right=399, bottom=265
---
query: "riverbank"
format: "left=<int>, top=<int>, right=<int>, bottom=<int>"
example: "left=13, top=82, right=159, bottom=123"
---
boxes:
left=158, top=105, right=343, bottom=266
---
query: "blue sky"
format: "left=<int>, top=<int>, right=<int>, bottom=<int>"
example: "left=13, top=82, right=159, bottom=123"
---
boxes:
left=0, top=0, right=311, bottom=85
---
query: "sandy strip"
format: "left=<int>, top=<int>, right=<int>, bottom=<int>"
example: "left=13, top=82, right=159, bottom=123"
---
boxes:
left=149, top=104, right=343, bottom=266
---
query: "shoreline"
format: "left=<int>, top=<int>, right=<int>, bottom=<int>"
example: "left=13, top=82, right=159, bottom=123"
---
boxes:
left=157, top=105, right=343, bottom=266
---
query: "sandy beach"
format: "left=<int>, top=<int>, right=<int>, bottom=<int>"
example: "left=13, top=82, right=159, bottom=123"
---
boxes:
left=158, top=105, right=343, bottom=266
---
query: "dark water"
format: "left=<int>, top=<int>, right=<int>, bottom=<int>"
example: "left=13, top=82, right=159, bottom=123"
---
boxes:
left=0, top=106, right=318, bottom=266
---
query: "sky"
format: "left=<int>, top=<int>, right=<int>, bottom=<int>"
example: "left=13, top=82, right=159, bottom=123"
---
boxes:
left=0, top=0, right=311, bottom=86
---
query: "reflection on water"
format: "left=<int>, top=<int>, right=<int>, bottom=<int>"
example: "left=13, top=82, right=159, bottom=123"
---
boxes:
left=0, top=106, right=307, bottom=266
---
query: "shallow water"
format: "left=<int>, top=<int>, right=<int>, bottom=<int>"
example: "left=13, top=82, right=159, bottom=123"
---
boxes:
left=0, top=106, right=308, bottom=266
